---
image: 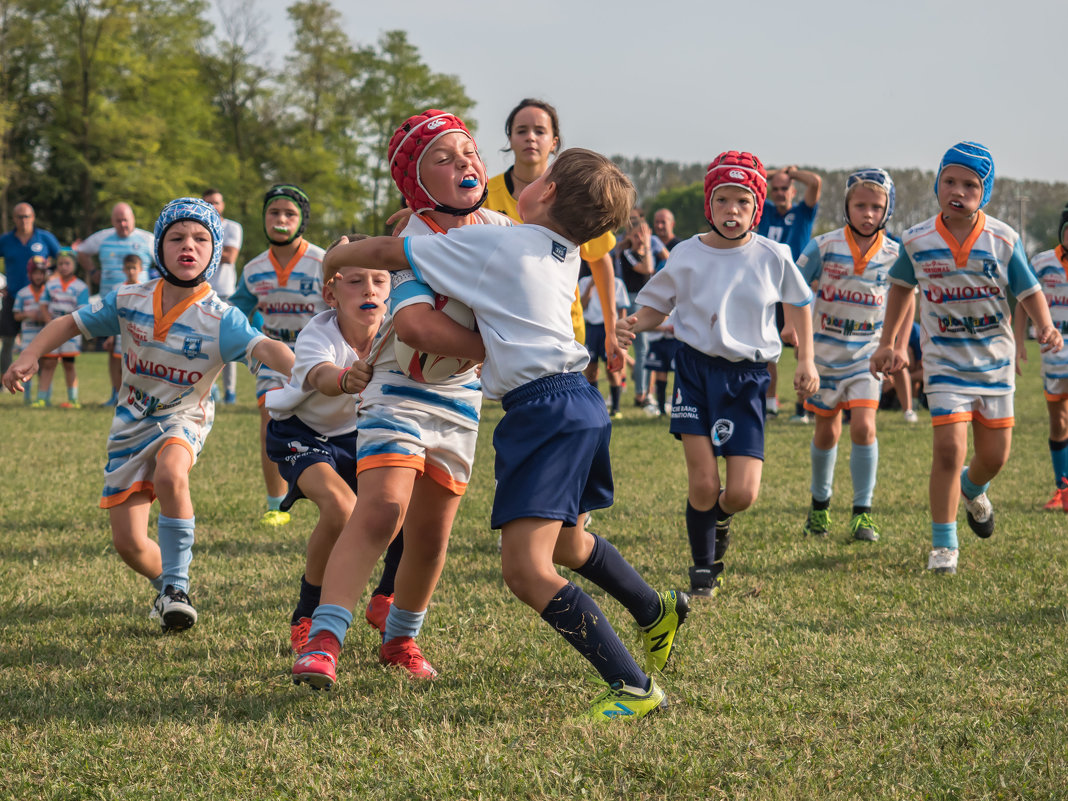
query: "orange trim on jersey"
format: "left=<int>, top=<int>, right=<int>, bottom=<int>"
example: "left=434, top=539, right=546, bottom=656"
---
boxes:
left=844, top=229, right=885, bottom=275
left=935, top=211, right=986, bottom=269
left=931, top=411, right=974, bottom=426
left=1058, top=246, right=1068, bottom=281
left=356, top=453, right=426, bottom=476
left=99, top=481, right=155, bottom=509
left=422, top=462, right=468, bottom=496
left=54, top=275, right=79, bottom=292
left=268, top=239, right=310, bottom=288
left=973, top=412, right=1014, bottom=429
left=1045, top=390, right=1068, bottom=402
left=152, top=282, right=211, bottom=342
left=803, top=397, right=881, bottom=417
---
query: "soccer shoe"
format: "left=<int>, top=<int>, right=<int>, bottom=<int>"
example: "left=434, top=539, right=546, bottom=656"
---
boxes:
left=1043, top=479, right=1068, bottom=512
left=643, top=401, right=662, bottom=417
left=962, top=491, right=995, bottom=539
left=364, top=593, right=394, bottom=633
left=641, top=590, right=690, bottom=672
left=903, top=409, right=919, bottom=423
left=849, top=512, right=880, bottom=542
left=293, top=631, right=341, bottom=690
left=259, top=509, right=291, bottom=527
left=30, top=399, right=48, bottom=409
left=611, top=410, right=623, bottom=420
left=803, top=507, right=832, bottom=538
left=58, top=401, right=81, bottom=409
left=688, top=564, right=723, bottom=598
left=765, top=396, right=779, bottom=417
left=789, top=412, right=811, bottom=424
left=379, top=636, right=438, bottom=680
left=290, top=616, right=312, bottom=654
left=151, top=585, right=197, bottom=632
left=224, top=391, right=237, bottom=405
left=927, top=547, right=959, bottom=574
left=586, top=678, right=667, bottom=721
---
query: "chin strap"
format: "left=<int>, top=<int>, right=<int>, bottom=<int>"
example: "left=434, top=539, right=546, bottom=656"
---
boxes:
left=434, top=188, right=488, bottom=217
left=159, top=268, right=208, bottom=288
left=709, top=221, right=751, bottom=241
left=847, top=221, right=885, bottom=238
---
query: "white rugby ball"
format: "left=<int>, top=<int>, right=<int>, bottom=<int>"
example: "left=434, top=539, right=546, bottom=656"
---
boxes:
left=394, top=295, right=477, bottom=383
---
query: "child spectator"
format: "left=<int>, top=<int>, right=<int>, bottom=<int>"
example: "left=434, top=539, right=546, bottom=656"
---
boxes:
left=1014, top=202, right=1068, bottom=512
left=618, top=151, right=818, bottom=597
left=265, top=238, right=383, bottom=653
left=229, top=185, right=328, bottom=526
left=796, top=169, right=905, bottom=542
left=11, top=255, right=50, bottom=406
left=872, top=142, right=1062, bottom=574
left=297, top=147, right=686, bottom=721
left=38, top=249, right=90, bottom=408
left=3, top=198, right=294, bottom=629
left=579, top=271, right=629, bottom=417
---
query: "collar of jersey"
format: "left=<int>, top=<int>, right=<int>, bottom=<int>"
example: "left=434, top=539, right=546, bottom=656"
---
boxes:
left=844, top=228, right=885, bottom=275
left=153, top=281, right=211, bottom=342
left=268, top=239, right=310, bottom=288
left=935, top=211, right=985, bottom=269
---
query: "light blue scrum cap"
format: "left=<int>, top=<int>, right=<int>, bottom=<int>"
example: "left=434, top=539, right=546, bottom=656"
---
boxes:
left=153, top=197, right=223, bottom=287
left=935, top=141, right=995, bottom=209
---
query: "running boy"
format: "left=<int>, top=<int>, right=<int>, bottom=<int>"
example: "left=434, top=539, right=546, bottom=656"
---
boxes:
left=2, top=198, right=294, bottom=630
left=871, top=142, right=1062, bottom=574
left=618, top=151, right=818, bottom=598
left=296, top=147, right=686, bottom=721
left=796, top=169, right=904, bottom=542
left=266, top=237, right=383, bottom=653
left=39, top=249, right=90, bottom=408
left=230, top=185, right=328, bottom=526
left=12, top=255, right=50, bottom=406
left=579, top=270, right=629, bottom=417
left=1014, top=202, right=1068, bottom=511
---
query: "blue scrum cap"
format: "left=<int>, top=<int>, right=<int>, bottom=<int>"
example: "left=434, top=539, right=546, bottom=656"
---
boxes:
left=935, top=141, right=995, bottom=209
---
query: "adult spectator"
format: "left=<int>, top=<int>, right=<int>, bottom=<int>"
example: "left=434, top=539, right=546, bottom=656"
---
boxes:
left=0, top=203, right=61, bottom=373
left=76, top=202, right=155, bottom=405
left=653, top=208, right=682, bottom=254
left=203, top=188, right=243, bottom=404
left=757, top=166, right=822, bottom=420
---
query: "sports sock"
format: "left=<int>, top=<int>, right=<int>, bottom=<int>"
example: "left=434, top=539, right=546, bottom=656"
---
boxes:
left=574, top=533, right=660, bottom=627
left=850, top=440, right=878, bottom=508
left=656, top=379, right=668, bottom=411
left=267, top=494, right=286, bottom=512
left=157, top=515, right=195, bottom=592
left=810, top=442, right=837, bottom=504
left=383, top=605, right=426, bottom=642
left=713, top=502, right=732, bottom=561
left=685, top=500, right=718, bottom=566
left=609, top=384, right=622, bottom=413
left=308, top=603, right=353, bottom=646
left=932, top=521, right=958, bottom=550
left=1050, top=438, right=1068, bottom=487
left=960, top=467, right=989, bottom=501
left=68, top=383, right=79, bottom=403
left=23, top=379, right=32, bottom=404
left=38, top=388, right=51, bottom=405
left=540, top=581, right=647, bottom=690
left=795, top=401, right=805, bottom=417
left=292, top=574, right=321, bottom=624
left=150, top=573, right=165, bottom=593
left=373, top=529, right=403, bottom=597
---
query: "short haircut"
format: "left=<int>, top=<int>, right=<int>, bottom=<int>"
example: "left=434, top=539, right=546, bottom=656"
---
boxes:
left=323, top=233, right=370, bottom=285
left=123, top=253, right=143, bottom=267
left=202, top=188, right=221, bottom=198
left=546, top=149, right=634, bottom=244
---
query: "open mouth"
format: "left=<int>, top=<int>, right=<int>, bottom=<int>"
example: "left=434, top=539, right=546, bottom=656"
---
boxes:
left=459, top=176, right=479, bottom=189
left=272, top=225, right=290, bottom=233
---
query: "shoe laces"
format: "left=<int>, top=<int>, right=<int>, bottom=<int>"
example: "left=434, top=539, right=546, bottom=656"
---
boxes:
left=851, top=512, right=878, bottom=533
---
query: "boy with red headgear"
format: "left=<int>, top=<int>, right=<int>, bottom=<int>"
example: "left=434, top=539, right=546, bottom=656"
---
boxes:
left=619, top=151, right=818, bottom=597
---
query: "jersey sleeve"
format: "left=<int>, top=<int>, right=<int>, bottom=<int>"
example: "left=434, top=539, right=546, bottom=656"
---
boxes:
left=615, top=280, right=630, bottom=310
left=222, top=220, right=243, bottom=250
left=12, top=289, right=27, bottom=313
left=218, top=304, right=267, bottom=363
left=796, top=239, right=823, bottom=284
left=888, top=249, right=917, bottom=287
left=1007, top=238, right=1040, bottom=300
left=403, top=228, right=496, bottom=308
left=72, top=290, right=120, bottom=338
left=780, top=256, right=814, bottom=307
left=389, top=268, right=436, bottom=314
left=580, top=231, right=616, bottom=262
left=75, top=229, right=106, bottom=256
left=634, top=266, right=677, bottom=316
left=290, top=318, right=339, bottom=390
left=228, top=275, right=259, bottom=318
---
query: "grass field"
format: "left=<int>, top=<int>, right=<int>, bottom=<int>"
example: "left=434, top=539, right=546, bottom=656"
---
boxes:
left=2, top=349, right=1067, bottom=800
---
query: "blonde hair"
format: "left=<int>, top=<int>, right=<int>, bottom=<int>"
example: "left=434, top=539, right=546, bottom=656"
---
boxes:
left=546, top=149, right=634, bottom=243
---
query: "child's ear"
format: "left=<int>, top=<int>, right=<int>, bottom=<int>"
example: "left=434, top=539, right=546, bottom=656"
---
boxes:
left=539, top=180, right=558, bottom=204
left=321, top=281, right=338, bottom=308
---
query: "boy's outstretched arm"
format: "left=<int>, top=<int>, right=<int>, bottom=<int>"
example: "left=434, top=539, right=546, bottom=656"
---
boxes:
left=251, top=338, right=295, bottom=380
left=324, top=237, right=408, bottom=274
left=1017, top=290, right=1064, bottom=354
left=393, top=304, right=485, bottom=363
left=306, top=359, right=374, bottom=396
left=783, top=301, right=819, bottom=397
left=870, top=284, right=913, bottom=375
left=2, top=315, right=80, bottom=393
left=616, top=307, right=668, bottom=348
left=1013, top=304, right=1030, bottom=374
left=588, top=254, right=624, bottom=371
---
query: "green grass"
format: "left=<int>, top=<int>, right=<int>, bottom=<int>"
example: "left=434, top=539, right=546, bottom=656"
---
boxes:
left=2, top=349, right=1068, bottom=800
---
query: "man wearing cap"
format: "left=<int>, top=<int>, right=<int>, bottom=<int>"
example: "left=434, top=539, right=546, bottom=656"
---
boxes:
left=0, top=203, right=61, bottom=373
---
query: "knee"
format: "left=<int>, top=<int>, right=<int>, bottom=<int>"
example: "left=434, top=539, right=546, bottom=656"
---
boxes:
left=850, top=421, right=876, bottom=445
left=552, top=528, right=591, bottom=569
left=723, top=483, right=758, bottom=513
left=362, top=499, right=406, bottom=542
left=153, top=470, right=188, bottom=503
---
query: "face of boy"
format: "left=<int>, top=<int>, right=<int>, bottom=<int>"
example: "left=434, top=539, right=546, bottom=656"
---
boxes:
left=509, top=106, right=558, bottom=170
left=265, top=199, right=302, bottom=244
left=29, top=266, right=47, bottom=286
left=325, top=266, right=390, bottom=325
left=846, top=185, right=888, bottom=237
left=711, top=185, right=756, bottom=234
left=420, top=132, right=485, bottom=211
left=123, top=262, right=141, bottom=281
left=937, top=165, right=983, bottom=220
left=161, top=221, right=212, bottom=281
left=56, top=257, right=76, bottom=277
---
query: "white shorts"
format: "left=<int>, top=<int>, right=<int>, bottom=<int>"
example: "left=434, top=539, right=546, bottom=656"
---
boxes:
left=1043, top=375, right=1068, bottom=402
left=100, top=416, right=207, bottom=508
left=804, top=371, right=880, bottom=418
left=355, top=401, right=477, bottom=495
left=927, top=391, right=1014, bottom=428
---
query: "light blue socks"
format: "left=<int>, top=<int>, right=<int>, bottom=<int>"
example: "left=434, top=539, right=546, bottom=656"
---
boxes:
left=157, top=515, right=195, bottom=592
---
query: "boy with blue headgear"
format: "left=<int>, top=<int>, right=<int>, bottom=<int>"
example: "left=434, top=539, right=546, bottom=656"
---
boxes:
left=2, top=198, right=295, bottom=631
left=872, top=142, right=1063, bottom=575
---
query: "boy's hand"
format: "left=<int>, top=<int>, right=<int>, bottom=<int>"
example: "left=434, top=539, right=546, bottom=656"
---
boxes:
left=1037, top=325, right=1064, bottom=355
left=1015, top=339, right=1028, bottom=375
left=870, top=344, right=907, bottom=376
left=386, top=207, right=414, bottom=236
left=342, top=361, right=373, bottom=394
left=326, top=235, right=350, bottom=254
left=615, top=315, right=637, bottom=347
left=2, top=356, right=38, bottom=394
left=793, top=358, right=819, bottom=398
left=606, top=339, right=625, bottom=373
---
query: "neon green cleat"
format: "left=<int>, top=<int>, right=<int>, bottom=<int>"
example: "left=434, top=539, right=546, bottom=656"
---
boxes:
left=803, top=507, right=831, bottom=537
left=849, top=512, right=880, bottom=542
left=640, top=590, right=689, bottom=672
left=260, top=509, right=291, bottom=527
left=586, top=678, right=667, bottom=721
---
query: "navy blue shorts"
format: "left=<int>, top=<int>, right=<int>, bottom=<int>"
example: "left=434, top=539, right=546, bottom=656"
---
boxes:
left=491, top=372, right=614, bottom=529
left=668, top=345, right=769, bottom=459
left=645, top=337, right=682, bottom=373
left=265, top=416, right=358, bottom=511
left=585, top=322, right=608, bottom=363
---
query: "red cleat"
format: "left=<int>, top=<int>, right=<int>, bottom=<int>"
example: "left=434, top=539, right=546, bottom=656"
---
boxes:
left=380, top=636, right=438, bottom=680
left=365, top=593, right=394, bottom=633
left=292, top=631, right=341, bottom=690
left=290, top=616, right=312, bottom=654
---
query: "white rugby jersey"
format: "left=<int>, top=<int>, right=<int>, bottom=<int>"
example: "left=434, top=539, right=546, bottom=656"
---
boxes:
left=42, top=274, right=90, bottom=355
left=890, top=212, right=1039, bottom=396
left=77, top=228, right=154, bottom=295
left=797, top=228, right=899, bottom=380
left=74, top=280, right=265, bottom=433
left=13, top=284, right=46, bottom=351
left=1030, top=246, right=1068, bottom=381
left=404, top=223, right=590, bottom=400
left=636, top=234, right=813, bottom=363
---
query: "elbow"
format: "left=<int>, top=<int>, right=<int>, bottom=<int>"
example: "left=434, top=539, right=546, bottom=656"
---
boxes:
left=394, top=317, right=432, bottom=351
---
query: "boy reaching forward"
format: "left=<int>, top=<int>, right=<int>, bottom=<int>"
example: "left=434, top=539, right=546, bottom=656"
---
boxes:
left=311, top=148, right=686, bottom=721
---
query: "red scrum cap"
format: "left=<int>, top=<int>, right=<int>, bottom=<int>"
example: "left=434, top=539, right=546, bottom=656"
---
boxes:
left=387, top=109, right=487, bottom=215
left=704, top=151, right=767, bottom=230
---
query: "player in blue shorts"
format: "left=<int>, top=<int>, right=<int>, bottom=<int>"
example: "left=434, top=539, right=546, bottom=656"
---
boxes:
left=303, top=148, right=686, bottom=721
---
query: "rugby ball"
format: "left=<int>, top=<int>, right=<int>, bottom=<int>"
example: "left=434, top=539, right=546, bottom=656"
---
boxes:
left=394, top=294, right=477, bottom=383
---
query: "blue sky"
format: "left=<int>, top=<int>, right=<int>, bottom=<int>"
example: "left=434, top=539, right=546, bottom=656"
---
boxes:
left=220, top=0, right=1067, bottom=181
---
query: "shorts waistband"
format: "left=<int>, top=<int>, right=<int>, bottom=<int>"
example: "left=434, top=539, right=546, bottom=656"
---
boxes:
left=501, top=372, right=589, bottom=411
left=681, top=344, right=767, bottom=372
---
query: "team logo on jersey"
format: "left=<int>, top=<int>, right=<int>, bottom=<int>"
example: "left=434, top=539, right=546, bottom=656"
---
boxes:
left=300, top=277, right=316, bottom=294
left=784, top=213, right=795, bottom=226
left=288, top=441, right=309, bottom=453
left=31, top=243, right=43, bottom=253
left=182, top=336, right=203, bottom=359
left=982, top=260, right=999, bottom=280
left=712, top=418, right=734, bottom=446
left=551, top=241, right=567, bottom=262
left=391, top=269, right=417, bottom=291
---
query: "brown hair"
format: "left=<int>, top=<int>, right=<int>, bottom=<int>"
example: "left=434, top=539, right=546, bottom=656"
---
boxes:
left=323, top=233, right=370, bottom=285
left=546, top=149, right=634, bottom=244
